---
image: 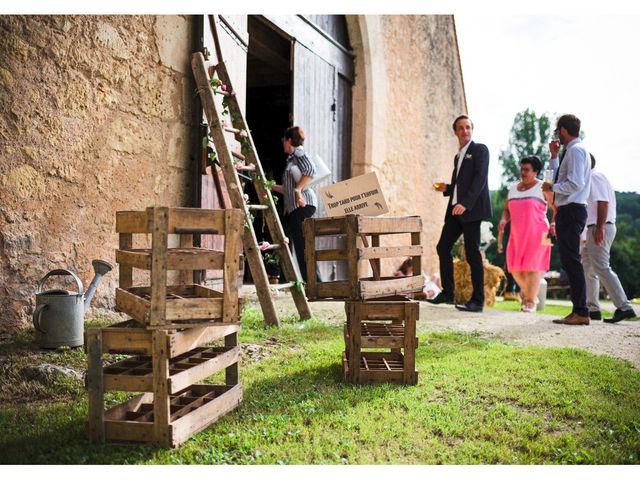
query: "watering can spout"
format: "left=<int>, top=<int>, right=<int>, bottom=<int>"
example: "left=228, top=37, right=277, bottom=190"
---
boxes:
left=84, top=259, right=113, bottom=312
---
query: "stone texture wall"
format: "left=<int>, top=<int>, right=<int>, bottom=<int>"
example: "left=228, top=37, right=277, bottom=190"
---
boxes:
left=0, top=15, right=198, bottom=330
left=349, top=15, right=467, bottom=277
left=0, top=14, right=466, bottom=331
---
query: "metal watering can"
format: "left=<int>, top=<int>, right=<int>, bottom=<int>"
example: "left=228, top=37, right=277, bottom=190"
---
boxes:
left=33, top=259, right=113, bottom=348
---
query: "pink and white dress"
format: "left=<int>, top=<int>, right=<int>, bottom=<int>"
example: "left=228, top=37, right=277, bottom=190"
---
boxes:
left=506, top=180, right=551, bottom=273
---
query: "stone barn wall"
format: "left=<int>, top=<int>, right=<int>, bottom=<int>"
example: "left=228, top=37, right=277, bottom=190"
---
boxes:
left=0, top=15, right=198, bottom=330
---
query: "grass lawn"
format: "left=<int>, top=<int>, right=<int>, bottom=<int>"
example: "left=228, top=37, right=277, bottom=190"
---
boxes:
left=0, top=305, right=639, bottom=465
left=489, top=300, right=614, bottom=318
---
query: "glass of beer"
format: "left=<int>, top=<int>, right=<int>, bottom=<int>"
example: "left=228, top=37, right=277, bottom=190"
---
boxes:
left=432, top=178, right=445, bottom=191
left=543, top=169, right=554, bottom=185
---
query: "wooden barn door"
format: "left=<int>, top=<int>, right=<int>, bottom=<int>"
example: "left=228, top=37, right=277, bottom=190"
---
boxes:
left=293, top=43, right=349, bottom=282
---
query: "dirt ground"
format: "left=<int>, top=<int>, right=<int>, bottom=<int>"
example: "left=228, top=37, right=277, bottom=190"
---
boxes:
left=250, top=289, right=640, bottom=369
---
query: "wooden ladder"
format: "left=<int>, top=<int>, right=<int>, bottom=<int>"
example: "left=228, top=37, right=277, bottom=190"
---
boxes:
left=191, top=46, right=311, bottom=327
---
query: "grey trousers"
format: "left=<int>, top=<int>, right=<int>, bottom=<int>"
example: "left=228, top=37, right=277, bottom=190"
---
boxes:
left=582, top=223, right=632, bottom=312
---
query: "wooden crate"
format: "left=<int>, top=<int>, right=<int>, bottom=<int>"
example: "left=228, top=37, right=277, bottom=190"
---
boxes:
left=116, top=207, right=243, bottom=327
left=87, top=320, right=241, bottom=447
left=343, top=298, right=419, bottom=385
left=303, top=215, right=424, bottom=301
left=102, top=384, right=242, bottom=447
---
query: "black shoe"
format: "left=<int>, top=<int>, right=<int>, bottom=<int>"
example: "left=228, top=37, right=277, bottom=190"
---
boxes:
left=455, top=300, right=483, bottom=313
left=589, top=311, right=602, bottom=320
left=426, top=292, right=454, bottom=305
left=604, top=308, right=636, bottom=323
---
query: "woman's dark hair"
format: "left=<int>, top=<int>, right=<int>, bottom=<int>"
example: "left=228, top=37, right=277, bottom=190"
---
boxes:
left=520, top=155, right=542, bottom=174
left=283, top=126, right=305, bottom=147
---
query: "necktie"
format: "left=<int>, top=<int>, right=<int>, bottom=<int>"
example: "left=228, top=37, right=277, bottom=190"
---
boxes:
left=452, top=153, right=460, bottom=185
left=554, top=148, right=567, bottom=183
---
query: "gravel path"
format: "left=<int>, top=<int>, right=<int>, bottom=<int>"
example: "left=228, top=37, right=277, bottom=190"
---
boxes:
left=419, top=303, right=640, bottom=368
left=246, top=288, right=640, bottom=368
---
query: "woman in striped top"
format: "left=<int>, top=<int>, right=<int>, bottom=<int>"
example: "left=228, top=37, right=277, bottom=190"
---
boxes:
left=272, top=126, right=317, bottom=281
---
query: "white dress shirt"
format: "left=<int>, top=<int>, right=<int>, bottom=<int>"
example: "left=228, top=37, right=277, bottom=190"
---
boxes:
left=452, top=140, right=472, bottom=205
left=586, top=170, right=616, bottom=226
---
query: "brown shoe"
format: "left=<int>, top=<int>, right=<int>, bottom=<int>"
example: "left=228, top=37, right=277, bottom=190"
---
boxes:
left=554, top=313, right=590, bottom=325
left=552, top=313, right=574, bottom=324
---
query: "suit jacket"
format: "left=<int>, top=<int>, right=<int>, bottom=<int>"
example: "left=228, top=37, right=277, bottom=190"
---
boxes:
left=443, top=141, right=492, bottom=223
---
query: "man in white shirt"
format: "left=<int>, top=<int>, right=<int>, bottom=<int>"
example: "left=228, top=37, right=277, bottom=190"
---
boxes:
left=583, top=154, right=636, bottom=323
left=543, top=114, right=591, bottom=325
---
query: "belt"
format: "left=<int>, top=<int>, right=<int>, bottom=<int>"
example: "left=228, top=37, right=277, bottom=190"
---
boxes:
left=587, top=221, right=614, bottom=228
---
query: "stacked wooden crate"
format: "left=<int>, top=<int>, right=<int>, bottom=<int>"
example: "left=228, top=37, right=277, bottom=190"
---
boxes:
left=86, top=207, right=244, bottom=448
left=303, top=215, right=423, bottom=385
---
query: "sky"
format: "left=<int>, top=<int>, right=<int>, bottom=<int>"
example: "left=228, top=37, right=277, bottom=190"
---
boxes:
left=454, top=14, right=640, bottom=193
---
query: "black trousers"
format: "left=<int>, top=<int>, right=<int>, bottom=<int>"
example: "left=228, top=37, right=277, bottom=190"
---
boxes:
left=283, top=205, right=316, bottom=282
left=556, top=203, right=588, bottom=316
left=436, top=212, right=484, bottom=304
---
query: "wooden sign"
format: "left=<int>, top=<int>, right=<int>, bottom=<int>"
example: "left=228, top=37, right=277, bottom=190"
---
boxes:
left=319, top=172, right=389, bottom=217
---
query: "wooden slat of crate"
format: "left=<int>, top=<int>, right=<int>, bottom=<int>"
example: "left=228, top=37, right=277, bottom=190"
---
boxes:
left=315, top=249, right=349, bottom=261
left=115, top=285, right=226, bottom=324
left=358, top=275, right=424, bottom=300
left=348, top=298, right=418, bottom=321
left=356, top=215, right=422, bottom=234
left=403, top=302, right=418, bottom=385
left=167, top=207, right=226, bottom=234
left=101, top=322, right=152, bottom=355
left=116, top=210, right=149, bottom=233
left=171, top=384, right=242, bottom=447
left=100, top=321, right=240, bottom=357
left=115, top=248, right=225, bottom=271
left=310, top=216, right=347, bottom=236
left=102, top=346, right=240, bottom=393
left=357, top=245, right=423, bottom=260
left=150, top=208, right=169, bottom=329
left=315, top=281, right=350, bottom=300
left=171, top=347, right=239, bottom=393
left=86, top=329, right=105, bottom=442
left=103, top=392, right=154, bottom=442
left=222, top=209, right=242, bottom=324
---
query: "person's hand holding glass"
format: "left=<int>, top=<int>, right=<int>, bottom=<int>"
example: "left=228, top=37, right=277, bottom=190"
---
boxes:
left=432, top=177, right=447, bottom=193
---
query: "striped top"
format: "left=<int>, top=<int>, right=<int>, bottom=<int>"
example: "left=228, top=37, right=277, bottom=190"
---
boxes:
left=282, top=146, right=317, bottom=214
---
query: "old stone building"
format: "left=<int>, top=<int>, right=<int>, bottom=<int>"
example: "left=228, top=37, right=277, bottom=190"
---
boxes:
left=0, top=15, right=466, bottom=331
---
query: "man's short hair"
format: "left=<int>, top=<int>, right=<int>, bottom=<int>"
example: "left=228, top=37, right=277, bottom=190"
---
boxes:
left=590, top=153, right=596, bottom=170
left=452, top=115, right=473, bottom=132
left=557, top=114, right=581, bottom=137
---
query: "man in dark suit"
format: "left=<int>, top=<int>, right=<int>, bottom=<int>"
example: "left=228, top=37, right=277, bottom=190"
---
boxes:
left=427, top=115, right=491, bottom=312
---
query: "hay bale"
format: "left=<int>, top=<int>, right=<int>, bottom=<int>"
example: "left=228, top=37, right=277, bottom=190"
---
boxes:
left=453, top=259, right=504, bottom=306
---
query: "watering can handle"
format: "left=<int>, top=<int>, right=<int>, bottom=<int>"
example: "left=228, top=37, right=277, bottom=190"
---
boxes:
left=33, top=304, right=48, bottom=333
left=37, top=269, right=84, bottom=295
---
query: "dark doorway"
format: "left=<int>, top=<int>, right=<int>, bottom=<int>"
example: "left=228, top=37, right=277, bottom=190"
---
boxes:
left=245, top=17, right=292, bottom=282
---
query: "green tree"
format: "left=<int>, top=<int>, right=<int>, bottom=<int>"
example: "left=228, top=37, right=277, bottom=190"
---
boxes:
left=498, top=108, right=553, bottom=184
left=610, top=192, right=640, bottom=298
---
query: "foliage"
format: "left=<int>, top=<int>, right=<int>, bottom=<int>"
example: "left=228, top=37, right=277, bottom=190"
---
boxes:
left=498, top=108, right=553, bottom=185
left=1, top=313, right=640, bottom=464
left=610, top=192, right=640, bottom=297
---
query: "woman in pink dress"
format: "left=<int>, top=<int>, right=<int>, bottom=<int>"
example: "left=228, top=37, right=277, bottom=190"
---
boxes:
left=497, top=156, right=554, bottom=312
